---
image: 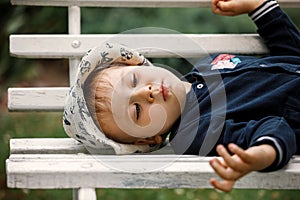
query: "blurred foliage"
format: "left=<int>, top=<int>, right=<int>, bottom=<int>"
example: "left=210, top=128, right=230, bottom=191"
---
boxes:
left=0, top=0, right=67, bottom=100
left=1, top=0, right=300, bottom=199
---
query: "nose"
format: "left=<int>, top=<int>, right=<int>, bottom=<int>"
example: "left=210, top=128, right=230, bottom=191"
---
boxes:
left=133, top=84, right=154, bottom=103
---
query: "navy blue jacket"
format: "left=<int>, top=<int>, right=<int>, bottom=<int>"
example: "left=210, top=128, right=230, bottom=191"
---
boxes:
left=169, top=0, right=300, bottom=172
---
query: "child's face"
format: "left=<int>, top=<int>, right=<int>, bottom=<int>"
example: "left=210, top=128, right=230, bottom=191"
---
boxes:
left=98, top=65, right=190, bottom=143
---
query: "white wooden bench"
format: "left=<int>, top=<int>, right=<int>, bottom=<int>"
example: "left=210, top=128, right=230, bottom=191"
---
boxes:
left=6, top=0, right=300, bottom=200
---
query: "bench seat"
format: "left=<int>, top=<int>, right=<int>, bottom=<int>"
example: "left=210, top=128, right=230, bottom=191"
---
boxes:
left=6, top=138, right=300, bottom=189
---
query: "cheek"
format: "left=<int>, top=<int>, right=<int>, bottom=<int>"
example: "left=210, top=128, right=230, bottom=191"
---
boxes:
left=132, top=103, right=169, bottom=138
left=172, top=83, right=187, bottom=111
left=165, top=100, right=181, bottom=121
left=139, top=104, right=168, bottom=135
left=148, top=104, right=167, bottom=124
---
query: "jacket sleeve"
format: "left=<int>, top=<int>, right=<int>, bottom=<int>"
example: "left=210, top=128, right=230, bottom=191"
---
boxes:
left=223, top=116, right=296, bottom=172
left=249, top=0, right=300, bottom=56
left=248, top=117, right=296, bottom=172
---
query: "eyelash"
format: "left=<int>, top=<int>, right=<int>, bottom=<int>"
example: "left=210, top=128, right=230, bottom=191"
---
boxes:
left=134, top=103, right=141, bottom=120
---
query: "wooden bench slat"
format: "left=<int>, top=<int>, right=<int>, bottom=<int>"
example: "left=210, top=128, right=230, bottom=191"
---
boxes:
left=10, top=34, right=268, bottom=58
left=10, top=138, right=88, bottom=154
left=9, top=138, right=175, bottom=155
left=6, top=152, right=300, bottom=189
left=5, top=153, right=219, bottom=189
left=9, top=138, right=300, bottom=161
left=11, top=0, right=300, bottom=8
left=8, top=87, right=68, bottom=111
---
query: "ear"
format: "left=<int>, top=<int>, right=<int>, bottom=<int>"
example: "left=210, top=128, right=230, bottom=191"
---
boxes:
left=134, top=135, right=162, bottom=145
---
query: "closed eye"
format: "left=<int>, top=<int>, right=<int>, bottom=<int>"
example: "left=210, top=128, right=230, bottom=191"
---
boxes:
left=134, top=103, right=141, bottom=120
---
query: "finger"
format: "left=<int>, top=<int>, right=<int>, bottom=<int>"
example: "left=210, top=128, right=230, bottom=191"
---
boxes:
left=214, top=0, right=237, bottom=16
left=216, top=145, right=246, bottom=172
left=217, top=0, right=234, bottom=11
left=211, top=0, right=222, bottom=14
left=210, top=158, right=240, bottom=180
left=216, top=145, right=235, bottom=164
left=211, top=0, right=219, bottom=8
left=211, top=157, right=228, bottom=168
left=228, top=143, right=251, bottom=163
left=210, top=178, right=235, bottom=193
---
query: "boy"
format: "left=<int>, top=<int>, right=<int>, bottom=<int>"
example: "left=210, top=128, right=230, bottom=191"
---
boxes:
left=64, top=0, right=300, bottom=192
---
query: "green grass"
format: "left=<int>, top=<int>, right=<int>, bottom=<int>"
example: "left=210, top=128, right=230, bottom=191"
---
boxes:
left=1, top=112, right=300, bottom=200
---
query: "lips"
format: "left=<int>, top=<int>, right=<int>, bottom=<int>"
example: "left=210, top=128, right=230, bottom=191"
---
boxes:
left=161, top=83, right=168, bottom=101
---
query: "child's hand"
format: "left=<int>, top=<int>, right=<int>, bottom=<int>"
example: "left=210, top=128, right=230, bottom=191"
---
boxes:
left=212, top=0, right=266, bottom=16
left=209, top=143, right=276, bottom=192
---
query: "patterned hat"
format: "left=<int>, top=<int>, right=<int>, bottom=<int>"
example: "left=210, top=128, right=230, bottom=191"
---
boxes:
left=63, top=42, right=165, bottom=154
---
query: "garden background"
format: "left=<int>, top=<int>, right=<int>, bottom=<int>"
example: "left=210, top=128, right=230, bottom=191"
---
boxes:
left=1, top=0, right=300, bottom=199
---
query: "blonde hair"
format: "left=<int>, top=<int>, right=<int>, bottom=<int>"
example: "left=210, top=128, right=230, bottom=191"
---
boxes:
left=94, top=68, right=114, bottom=134
left=84, top=65, right=133, bottom=143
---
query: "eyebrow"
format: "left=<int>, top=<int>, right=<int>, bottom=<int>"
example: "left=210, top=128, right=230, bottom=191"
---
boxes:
left=119, top=68, right=127, bottom=86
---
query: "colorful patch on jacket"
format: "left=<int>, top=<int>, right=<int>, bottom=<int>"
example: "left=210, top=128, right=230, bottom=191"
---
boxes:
left=211, top=54, right=241, bottom=70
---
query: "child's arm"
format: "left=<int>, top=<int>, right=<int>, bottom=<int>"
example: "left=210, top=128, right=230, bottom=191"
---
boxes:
left=209, top=143, right=276, bottom=192
left=213, top=0, right=300, bottom=56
